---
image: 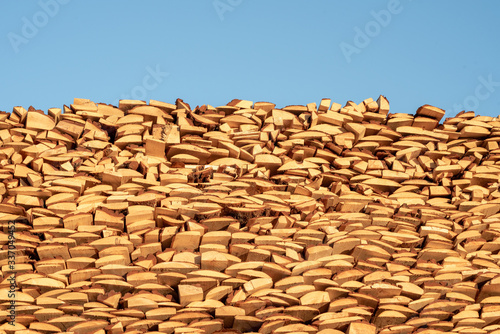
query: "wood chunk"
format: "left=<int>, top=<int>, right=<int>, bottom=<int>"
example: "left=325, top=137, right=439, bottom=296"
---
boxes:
left=416, top=104, right=446, bottom=122
left=26, top=111, right=56, bottom=130
left=178, top=284, right=204, bottom=306
left=145, top=138, right=166, bottom=158
left=347, top=322, right=377, bottom=334
left=171, top=231, right=201, bottom=251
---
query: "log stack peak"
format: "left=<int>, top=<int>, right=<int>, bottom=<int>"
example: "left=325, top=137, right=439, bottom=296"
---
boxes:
left=1, top=96, right=500, bottom=333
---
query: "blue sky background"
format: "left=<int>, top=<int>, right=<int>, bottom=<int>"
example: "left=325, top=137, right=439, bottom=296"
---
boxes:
left=1, top=1, right=499, bottom=118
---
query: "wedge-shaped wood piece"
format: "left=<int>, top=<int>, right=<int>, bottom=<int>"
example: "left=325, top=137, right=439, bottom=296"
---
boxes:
left=358, top=283, right=401, bottom=298
left=47, top=315, right=87, bottom=330
left=232, top=315, right=263, bottom=333
left=373, top=310, right=407, bottom=328
left=460, top=125, right=490, bottom=138
left=22, top=277, right=66, bottom=292
left=97, top=279, right=134, bottom=293
left=210, top=157, right=252, bottom=167
left=255, top=154, right=282, bottom=174
left=0, top=288, right=35, bottom=303
left=205, top=285, right=233, bottom=301
left=90, top=236, right=134, bottom=252
left=145, top=138, right=166, bottom=158
left=29, top=322, right=62, bottom=333
left=152, top=262, right=199, bottom=274
left=178, top=284, right=204, bottom=307
left=201, top=251, right=229, bottom=272
left=67, top=320, right=109, bottom=334
left=318, top=316, right=365, bottom=331
left=300, top=291, right=330, bottom=310
left=416, top=104, right=445, bottom=121
left=171, top=231, right=201, bottom=252
left=26, top=111, right=56, bottom=130
left=167, top=144, right=211, bottom=164
left=243, top=278, right=273, bottom=294
left=145, top=307, right=176, bottom=321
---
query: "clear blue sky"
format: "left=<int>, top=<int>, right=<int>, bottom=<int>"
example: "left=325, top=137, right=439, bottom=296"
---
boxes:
left=1, top=1, right=499, bottom=118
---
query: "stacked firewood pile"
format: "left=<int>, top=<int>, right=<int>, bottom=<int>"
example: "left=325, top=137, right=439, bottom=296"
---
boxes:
left=1, top=96, right=500, bottom=334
